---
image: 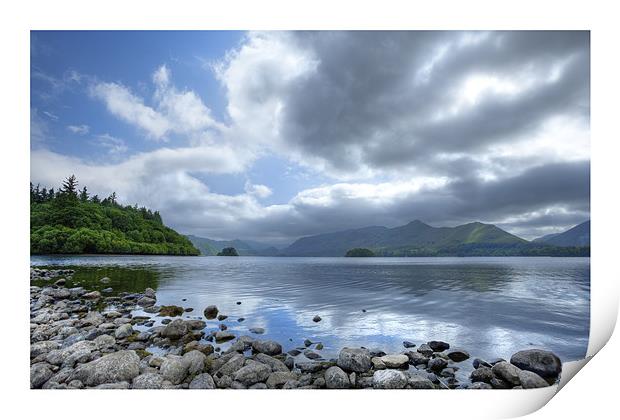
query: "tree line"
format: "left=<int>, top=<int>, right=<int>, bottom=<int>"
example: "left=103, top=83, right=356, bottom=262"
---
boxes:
left=30, top=175, right=199, bottom=255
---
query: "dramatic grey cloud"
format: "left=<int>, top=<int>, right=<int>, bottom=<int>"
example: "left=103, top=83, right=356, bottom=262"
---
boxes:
left=31, top=31, right=590, bottom=243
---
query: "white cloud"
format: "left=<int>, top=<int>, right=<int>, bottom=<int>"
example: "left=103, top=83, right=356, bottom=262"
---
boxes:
left=67, top=124, right=90, bottom=135
left=93, top=133, right=127, bottom=154
left=244, top=181, right=273, bottom=199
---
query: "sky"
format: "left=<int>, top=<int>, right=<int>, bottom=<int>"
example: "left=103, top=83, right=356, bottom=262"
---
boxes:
left=30, top=31, right=590, bottom=245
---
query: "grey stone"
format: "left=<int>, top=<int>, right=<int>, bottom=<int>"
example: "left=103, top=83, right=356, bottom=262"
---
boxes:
left=407, top=372, right=435, bottom=389
left=492, top=362, right=522, bottom=386
left=114, top=323, right=134, bottom=339
left=69, top=350, right=140, bottom=386
left=470, top=366, right=494, bottom=383
left=324, top=366, right=350, bottom=389
left=337, top=348, right=372, bottom=373
left=254, top=353, right=289, bottom=372
left=266, top=371, right=298, bottom=389
left=510, top=349, right=562, bottom=381
left=252, top=340, right=282, bottom=355
left=428, top=357, right=448, bottom=372
left=446, top=349, right=470, bottom=362
left=160, top=355, right=189, bottom=385
left=182, top=350, right=207, bottom=376
left=132, top=373, right=165, bottom=389
left=518, top=370, right=550, bottom=388
left=214, top=331, right=235, bottom=342
left=160, top=319, right=189, bottom=340
left=203, top=305, right=218, bottom=319
left=372, top=369, right=408, bottom=389
left=30, top=364, right=53, bottom=388
left=417, top=343, right=434, bottom=357
left=428, top=340, right=450, bottom=352
left=233, top=362, right=271, bottom=385
left=189, top=373, right=216, bottom=389
left=380, top=354, right=409, bottom=369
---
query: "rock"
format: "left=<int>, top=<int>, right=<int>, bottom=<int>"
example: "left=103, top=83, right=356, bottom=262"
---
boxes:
left=324, top=366, right=350, bottom=389
left=159, top=305, right=184, bottom=317
left=70, top=350, right=140, bottom=386
left=249, top=327, right=265, bottom=334
left=304, top=349, right=321, bottom=360
left=203, top=305, right=219, bottom=319
left=446, top=349, right=470, bottom=362
left=250, top=382, right=268, bottom=389
left=252, top=340, right=282, bottom=356
left=254, top=353, right=289, bottom=372
left=161, top=319, right=189, bottom=340
left=233, top=362, right=271, bottom=385
left=182, top=350, right=207, bottom=376
left=102, top=287, right=113, bottom=293
left=427, top=357, right=448, bottom=372
left=184, top=373, right=214, bottom=390
left=470, top=366, right=494, bottom=383
left=137, top=296, right=156, bottom=307
left=214, top=353, right=245, bottom=377
left=380, top=354, right=409, bottom=369
left=469, top=382, right=493, bottom=389
left=132, top=373, right=165, bottom=389
left=54, top=278, right=66, bottom=286
left=490, top=377, right=511, bottom=389
left=403, top=341, right=416, bottom=348
left=82, top=291, right=101, bottom=300
left=492, top=362, right=522, bottom=386
left=114, top=323, right=134, bottom=339
left=31, top=341, right=60, bottom=358
left=312, top=315, right=322, bottom=322
left=160, top=355, right=189, bottom=385
left=407, top=372, right=435, bottom=389
left=288, top=349, right=302, bottom=356
left=266, top=371, right=298, bottom=389
left=30, top=364, right=53, bottom=388
left=518, top=370, right=550, bottom=388
left=100, top=277, right=111, bottom=283
left=94, top=382, right=130, bottom=389
left=405, top=351, right=429, bottom=366
left=315, top=343, right=324, bottom=350
left=186, top=320, right=206, bottom=330
left=214, top=331, right=235, bottom=342
left=472, top=358, right=492, bottom=369
left=214, top=374, right=233, bottom=388
left=417, top=343, right=434, bottom=357
left=337, top=348, right=372, bottom=373
left=510, top=349, right=562, bottom=381
left=428, top=340, right=450, bottom=352
left=372, top=369, right=408, bottom=389
left=371, top=357, right=386, bottom=370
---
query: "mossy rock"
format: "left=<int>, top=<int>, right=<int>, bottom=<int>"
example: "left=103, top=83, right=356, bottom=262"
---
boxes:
left=159, top=305, right=184, bottom=317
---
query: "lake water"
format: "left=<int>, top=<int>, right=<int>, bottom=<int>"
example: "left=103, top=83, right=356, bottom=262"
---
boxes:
left=31, top=255, right=590, bottom=379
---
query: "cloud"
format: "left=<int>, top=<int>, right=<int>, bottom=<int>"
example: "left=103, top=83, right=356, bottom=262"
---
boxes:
left=92, top=133, right=128, bottom=155
left=67, top=124, right=90, bottom=135
left=244, top=181, right=273, bottom=199
left=90, top=65, right=224, bottom=141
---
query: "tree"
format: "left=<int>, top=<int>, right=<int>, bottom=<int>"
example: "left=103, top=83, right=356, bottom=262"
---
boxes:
left=217, top=247, right=239, bottom=256
left=61, top=175, right=78, bottom=196
left=79, top=186, right=89, bottom=202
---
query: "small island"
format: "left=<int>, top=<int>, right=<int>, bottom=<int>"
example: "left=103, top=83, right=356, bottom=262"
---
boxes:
left=217, top=247, right=239, bottom=256
left=345, top=248, right=375, bottom=257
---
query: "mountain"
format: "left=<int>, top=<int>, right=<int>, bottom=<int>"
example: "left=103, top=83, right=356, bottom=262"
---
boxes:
left=30, top=179, right=199, bottom=255
left=186, top=235, right=279, bottom=256
left=533, top=221, right=590, bottom=247
left=282, top=220, right=528, bottom=257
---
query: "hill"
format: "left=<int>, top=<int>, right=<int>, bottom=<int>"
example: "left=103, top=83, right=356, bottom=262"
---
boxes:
left=282, top=220, right=588, bottom=257
left=186, top=235, right=279, bottom=256
left=533, top=221, right=590, bottom=247
left=30, top=176, right=199, bottom=255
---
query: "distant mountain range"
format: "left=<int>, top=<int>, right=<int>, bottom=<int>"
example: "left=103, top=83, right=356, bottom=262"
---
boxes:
left=185, top=235, right=279, bottom=256
left=533, top=220, right=590, bottom=247
left=187, top=220, right=590, bottom=257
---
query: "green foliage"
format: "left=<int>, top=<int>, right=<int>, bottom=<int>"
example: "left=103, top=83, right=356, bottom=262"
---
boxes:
left=217, top=247, right=239, bottom=256
left=30, top=176, right=199, bottom=256
left=345, top=248, right=375, bottom=257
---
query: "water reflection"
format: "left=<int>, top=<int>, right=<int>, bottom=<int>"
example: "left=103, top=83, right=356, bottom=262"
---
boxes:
left=31, top=255, right=590, bottom=376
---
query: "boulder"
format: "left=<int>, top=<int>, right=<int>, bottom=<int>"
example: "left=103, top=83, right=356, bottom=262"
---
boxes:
left=233, top=362, right=271, bottom=386
left=405, top=351, right=429, bottom=366
left=159, top=305, right=184, bottom=317
left=446, top=349, right=470, bottom=363
left=161, top=319, right=189, bottom=340
left=160, top=355, right=189, bottom=385
left=428, top=357, right=448, bottom=372
left=214, top=353, right=245, bottom=377
left=470, top=366, right=494, bottom=383
left=337, top=348, right=372, bottom=373
left=407, top=372, right=435, bottom=389
left=30, top=364, right=53, bottom=388
left=492, top=362, right=522, bottom=386
left=189, top=373, right=216, bottom=389
left=403, top=340, right=416, bottom=348
left=69, top=350, right=140, bottom=386
left=371, top=356, right=386, bottom=370
left=372, top=369, right=408, bottom=389
left=417, top=343, right=434, bottom=357
left=510, top=349, right=562, bottom=381
left=254, top=353, right=289, bottom=372
left=324, top=366, right=350, bottom=389
left=428, top=340, right=450, bottom=352
left=380, top=354, right=409, bottom=369
left=203, top=305, right=219, bottom=319
left=132, top=373, right=165, bottom=389
left=214, top=331, right=236, bottom=342
left=114, top=323, right=134, bottom=339
left=518, top=370, right=550, bottom=389
left=252, top=340, right=282, bottom=356
left=182, top=350, right=207, bottom=376
left=266, top=371, right=299, bottom=389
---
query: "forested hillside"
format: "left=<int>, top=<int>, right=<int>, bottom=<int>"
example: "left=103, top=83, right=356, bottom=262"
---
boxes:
left=30, top=176, right=199, bottom=255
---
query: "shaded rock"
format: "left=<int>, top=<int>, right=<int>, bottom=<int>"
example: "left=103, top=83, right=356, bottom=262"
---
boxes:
left=233, top=362, right=271, bottom=385
left=161, top=319, right=189, bottom=340
left=337, top=348, right=372, bottom=373
left=473, top=358, right=492, bottom=369
left=510, top=349, right=562, bottom=381
left=69, top=350, right=139, bottom=386
left=324, top=366, right=350, bottom=389
left=114, top=323, right=133, bottom=339
left=470, top=366, right=494, bottom=383
left=30, top=364, right=53, bottom=388
left=518, top=370, right=550, bottom=389
left=490, top=377, right=512, bottom=389
left=255, top=353, right=289, bottom=372
left=492, top=362, right=522, bottom=386
left=403, top=341, right=416, bottom=348
left=428, top=357, right=448, bottom=372
left=214, top=331, right=235, bottom=342
left=189, top=373, right=216, bottom=389
left=407, top=372, right=435, bottom=389
left=428, top=340, right=450, bottom=352
left=417, top=343, right=434, bottom=357
left=446, top=349, right=470, bottom=363
left=203, top=305, right=219, bottom=319
left=312, top=315, right=322, bottom=322
left=266, top=371, right=298, bottom=389
left=159, top=305, right=184, bottom=317
left=252, top=340, right=282, bottom=356
left=372, top=369, right=407, bottom=389
left=249, top=327, right=265, bottom=334
left=405, top=351, right=429, bottom=366
left=304, top=349, right=321, bottom=360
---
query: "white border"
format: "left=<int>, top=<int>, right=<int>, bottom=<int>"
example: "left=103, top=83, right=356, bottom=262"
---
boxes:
left=1, top=1, right=618, bottom=419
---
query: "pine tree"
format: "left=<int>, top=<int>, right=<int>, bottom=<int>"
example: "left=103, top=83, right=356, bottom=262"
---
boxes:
left=79, top=186, right=89, bottom=202
left=61, top=175, right=78, bottom=196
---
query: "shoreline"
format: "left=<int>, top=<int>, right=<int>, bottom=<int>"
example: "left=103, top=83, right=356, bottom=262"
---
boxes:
left=31, top=267, right=563, bottom=390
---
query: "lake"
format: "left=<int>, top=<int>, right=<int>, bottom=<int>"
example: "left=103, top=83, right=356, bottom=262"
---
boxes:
left=30, top=255, right=590, bottom=380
